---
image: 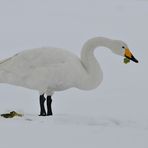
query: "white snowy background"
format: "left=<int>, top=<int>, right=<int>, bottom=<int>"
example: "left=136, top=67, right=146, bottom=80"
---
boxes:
left=0, top=0, right=148, bottom=148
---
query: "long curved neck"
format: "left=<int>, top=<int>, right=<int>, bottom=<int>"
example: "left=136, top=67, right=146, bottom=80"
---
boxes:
left=80, top=37, right=113, bottom=90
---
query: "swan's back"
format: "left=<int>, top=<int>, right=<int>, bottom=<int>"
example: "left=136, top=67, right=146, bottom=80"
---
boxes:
left=0, top=47, right=86, bottom=91
left=1, top=47, right=77, bottom=68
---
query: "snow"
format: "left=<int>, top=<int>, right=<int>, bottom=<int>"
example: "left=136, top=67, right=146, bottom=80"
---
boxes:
left=0, top=0, right=148, bottom=148
left=0, top=114, right=148, bottom=148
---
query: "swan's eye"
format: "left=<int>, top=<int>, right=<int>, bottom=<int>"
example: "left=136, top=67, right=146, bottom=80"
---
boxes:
left=122, top=46, right=125, bottom=49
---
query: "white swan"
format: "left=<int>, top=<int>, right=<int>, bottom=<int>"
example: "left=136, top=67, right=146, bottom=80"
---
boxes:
left=0, top=37, right=138, bottom=116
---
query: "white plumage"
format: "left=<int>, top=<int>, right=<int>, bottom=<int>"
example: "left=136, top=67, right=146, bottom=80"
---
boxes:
left=0, top=47, right=85, bottom=95
left=0, top=37, right=138, bottom=115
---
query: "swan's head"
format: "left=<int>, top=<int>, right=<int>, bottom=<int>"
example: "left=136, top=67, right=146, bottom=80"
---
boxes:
left=111, top=40, right=138, bottom=63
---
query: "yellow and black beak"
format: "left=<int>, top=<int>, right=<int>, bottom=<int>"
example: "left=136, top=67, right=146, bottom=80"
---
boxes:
left=124, top=48, right=139, bottom=63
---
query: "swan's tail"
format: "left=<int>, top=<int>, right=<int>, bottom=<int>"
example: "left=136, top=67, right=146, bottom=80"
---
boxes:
left=0, top=57, right=12, bottom=65
left=0, top=58, right=11, bottom=83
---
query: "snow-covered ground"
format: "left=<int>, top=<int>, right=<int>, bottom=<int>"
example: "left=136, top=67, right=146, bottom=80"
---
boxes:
left=0, top=114, right=148, bottom=148
left=0, top=0, right=148, bottom=148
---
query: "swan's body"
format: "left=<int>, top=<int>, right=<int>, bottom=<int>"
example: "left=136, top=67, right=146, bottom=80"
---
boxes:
left=0, top=48, right=88, bottom=92
left=0, top=37, right=138, bottom=116
left=0, top=46, right=102, bottom=93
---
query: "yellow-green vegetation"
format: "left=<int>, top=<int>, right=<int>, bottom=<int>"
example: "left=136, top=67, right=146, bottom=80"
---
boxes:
left=124, top=57, right=130, bottom=64
left=1, top=111, right=23, bottom=118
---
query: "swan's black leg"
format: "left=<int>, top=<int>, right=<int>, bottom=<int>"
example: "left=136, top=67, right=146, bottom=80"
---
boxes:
left=39, top=94, right=46, bottom=116
left=47, top=96, right=53, bottom=116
